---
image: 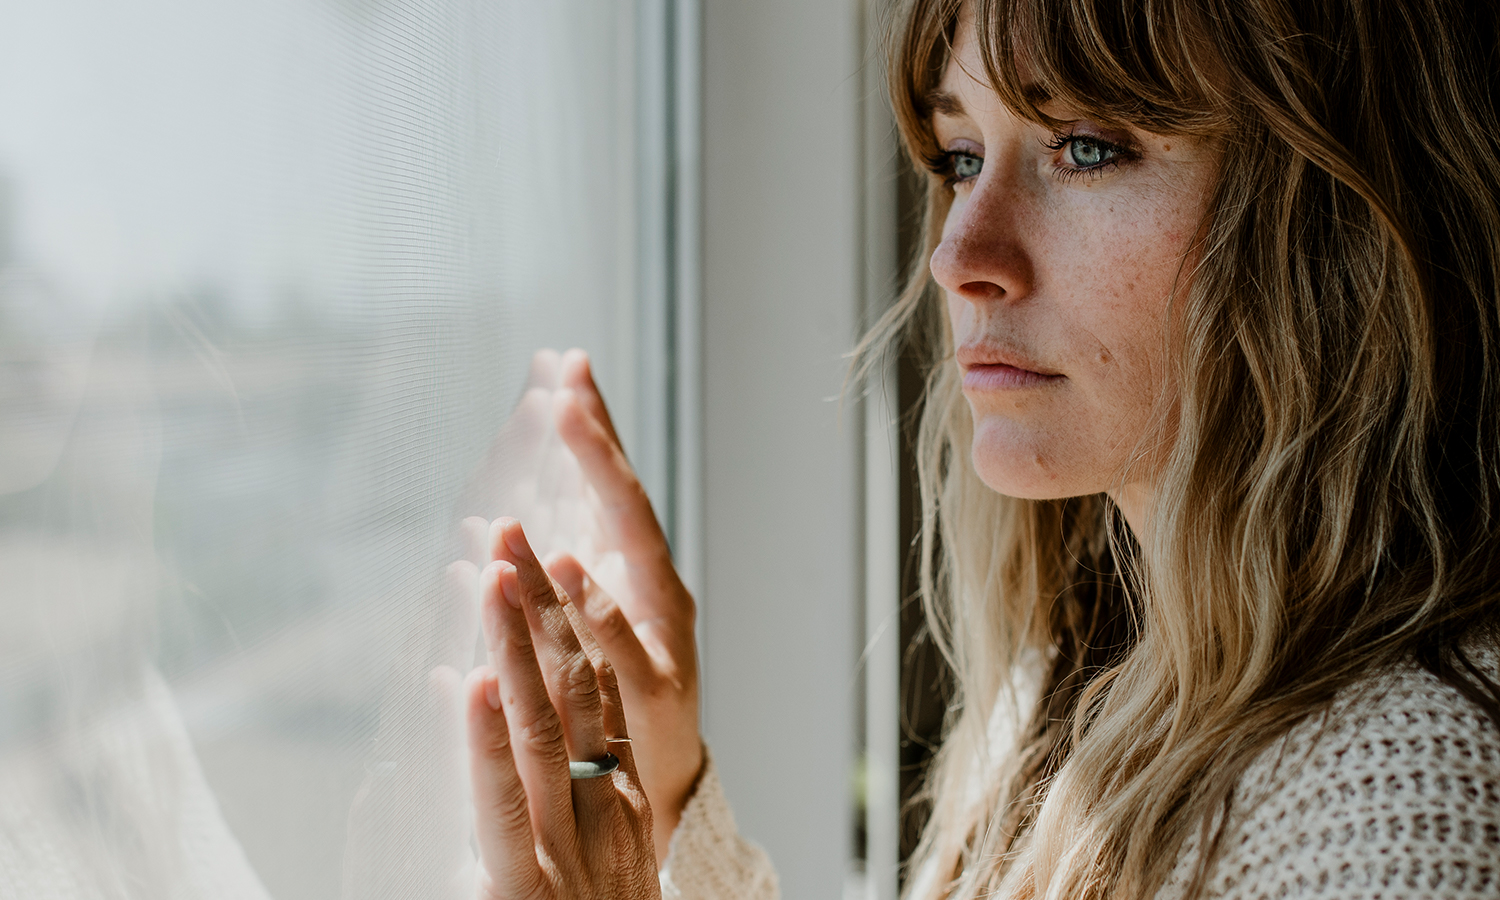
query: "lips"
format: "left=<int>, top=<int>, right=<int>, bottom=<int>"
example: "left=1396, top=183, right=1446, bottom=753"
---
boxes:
left=956, top=343, right=1063, bottom=391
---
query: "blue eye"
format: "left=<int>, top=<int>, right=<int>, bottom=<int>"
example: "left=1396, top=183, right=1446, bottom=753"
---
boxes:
left=1064, top=137, right=1116, bottom=168
left=950, top=151, right=983, bottom=181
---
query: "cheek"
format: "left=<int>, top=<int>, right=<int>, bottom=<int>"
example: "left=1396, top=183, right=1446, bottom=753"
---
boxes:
left=1055, top=235, right=1185, bottom=467
left=1065, top=213, right=1191, bottom=388
left=1084, top=266, right=1168, bottom=374
left=965, top=232, right=1182, bottom=496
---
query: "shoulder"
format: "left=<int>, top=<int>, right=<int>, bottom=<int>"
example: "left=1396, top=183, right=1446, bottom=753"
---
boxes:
left=1178, top=647, right=1500, bottom=899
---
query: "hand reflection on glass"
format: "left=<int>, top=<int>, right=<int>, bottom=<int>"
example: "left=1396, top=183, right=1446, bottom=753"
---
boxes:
left=347, top=346, right=704, bottom=895
left=460, top=348, right=589, bottom=564
left=474, top=349, right=703, bottom=862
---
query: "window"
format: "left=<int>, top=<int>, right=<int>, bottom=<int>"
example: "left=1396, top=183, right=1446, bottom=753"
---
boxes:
left=0, top=3, right=683, bottom=897
left=0, top=2, right=907, bottom=899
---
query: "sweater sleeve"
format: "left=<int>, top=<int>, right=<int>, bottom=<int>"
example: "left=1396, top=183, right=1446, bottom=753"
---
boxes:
left=658, top=749, right=780, bottom=900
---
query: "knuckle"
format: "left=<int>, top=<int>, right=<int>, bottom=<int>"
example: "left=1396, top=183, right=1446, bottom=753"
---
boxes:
left=481, top=723, right=513, bottom=758
left=486, top=781, right=532, bottom=834
left=516, top=708, right=566, bottom=751
left=593, top=658, right=620, bottom=695
left=592, top=606, right=631, bottom=642
left=560, top=651, right=600, bottom=700
left=522, top=572, right=556, bottom=607
left=583, top=641, right=609, bottom=670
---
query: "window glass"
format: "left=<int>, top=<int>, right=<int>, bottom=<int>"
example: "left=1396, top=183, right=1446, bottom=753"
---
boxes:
left=0, top=3, right=657, bottom=898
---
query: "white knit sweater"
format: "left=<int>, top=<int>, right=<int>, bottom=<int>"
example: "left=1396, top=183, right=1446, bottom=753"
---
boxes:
left=658, top=651, right=1500, bottom=900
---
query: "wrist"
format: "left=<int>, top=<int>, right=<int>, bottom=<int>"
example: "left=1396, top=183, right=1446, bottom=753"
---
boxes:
left=649, top=741, right=706, bottom=867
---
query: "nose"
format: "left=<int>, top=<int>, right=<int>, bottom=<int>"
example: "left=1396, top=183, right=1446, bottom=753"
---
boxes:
left=928, top=172, right=1034, bottom=304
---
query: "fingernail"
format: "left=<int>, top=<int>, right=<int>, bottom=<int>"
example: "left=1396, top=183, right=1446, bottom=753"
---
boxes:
left=485, top=672, right=501, bottom=711
left=503, top=524, right=534, bottom=561
left=497, top=564, right=522, bottom=609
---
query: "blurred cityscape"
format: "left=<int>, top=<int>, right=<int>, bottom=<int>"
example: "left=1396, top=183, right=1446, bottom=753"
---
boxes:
left=0, top=1, right=646, bottom=895
left=0, top=175, right=514, bottom=900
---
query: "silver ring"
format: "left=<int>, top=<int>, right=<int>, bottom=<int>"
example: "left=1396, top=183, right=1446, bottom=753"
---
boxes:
left=569, top=751, right=620, bottom=780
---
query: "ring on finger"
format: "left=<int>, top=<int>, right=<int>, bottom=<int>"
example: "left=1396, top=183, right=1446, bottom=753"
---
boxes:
left=568, top=751, right=620, bottom=780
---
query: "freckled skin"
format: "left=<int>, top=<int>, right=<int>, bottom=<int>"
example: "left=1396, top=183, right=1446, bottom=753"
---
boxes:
left=929, top=14, right=1219, bottom=530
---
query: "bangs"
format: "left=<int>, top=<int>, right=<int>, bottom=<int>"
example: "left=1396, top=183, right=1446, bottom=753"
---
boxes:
left=978, top=0, right=1229, bottom=133
left=891, top=0, right=1231, bottom=172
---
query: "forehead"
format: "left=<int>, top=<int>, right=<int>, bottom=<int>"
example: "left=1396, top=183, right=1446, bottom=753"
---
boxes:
left=930, top=0, right=1233, bottom=139
left=938, top=6, right=984, bottom=100
left=933, top=8, right=1050, bottom=123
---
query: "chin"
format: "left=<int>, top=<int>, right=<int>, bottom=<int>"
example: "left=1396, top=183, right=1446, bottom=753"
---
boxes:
left=969, top=421, right=1084, bottom=501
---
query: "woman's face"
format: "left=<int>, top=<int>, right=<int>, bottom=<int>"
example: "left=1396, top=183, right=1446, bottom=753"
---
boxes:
left=929, top=15, right=1218, bottom=524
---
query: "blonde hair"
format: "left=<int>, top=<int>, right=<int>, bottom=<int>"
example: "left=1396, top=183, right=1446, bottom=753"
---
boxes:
left=855, top=0, right=1500, bottom=897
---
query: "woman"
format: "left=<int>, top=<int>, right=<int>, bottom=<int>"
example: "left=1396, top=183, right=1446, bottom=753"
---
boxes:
left=462, top=0, right=1500, bottom=897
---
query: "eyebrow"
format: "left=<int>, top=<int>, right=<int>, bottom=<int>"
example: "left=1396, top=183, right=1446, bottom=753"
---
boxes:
left=924, top=88, right=966, bottom=117
left=924, top=83, right=1053, bottom=118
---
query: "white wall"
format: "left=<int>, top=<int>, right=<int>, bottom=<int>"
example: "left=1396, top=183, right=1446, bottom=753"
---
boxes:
left=698, top=1, right=866, bottom=897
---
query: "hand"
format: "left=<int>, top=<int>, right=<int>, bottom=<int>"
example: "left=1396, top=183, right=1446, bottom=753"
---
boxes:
left=466, top=518, right=659, bottom=900
left=460, top=349, right=588, bottom=558
left=545, top=350, right=702, bottom=859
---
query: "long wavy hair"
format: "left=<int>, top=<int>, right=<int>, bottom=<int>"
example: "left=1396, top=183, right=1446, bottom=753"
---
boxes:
left=855, top=0, right=1500, bottom=897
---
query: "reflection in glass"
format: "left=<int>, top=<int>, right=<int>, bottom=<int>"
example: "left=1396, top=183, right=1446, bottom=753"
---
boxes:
left=0, top=2, right=655, bottom=897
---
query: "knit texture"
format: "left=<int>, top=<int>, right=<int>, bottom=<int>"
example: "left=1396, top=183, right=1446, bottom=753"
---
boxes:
left=658, top=749, right=778, bottom=900
left=661, top=652, right=1500, bottom=899
left=1161, top=651, right=1500, bottom=899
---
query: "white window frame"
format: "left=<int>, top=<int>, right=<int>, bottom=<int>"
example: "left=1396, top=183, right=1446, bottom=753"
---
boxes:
left=692, top=1, right=904, bottom=897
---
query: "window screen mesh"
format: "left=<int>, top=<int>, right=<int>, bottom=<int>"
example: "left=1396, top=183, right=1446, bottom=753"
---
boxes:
left=0, top=2, right=652, bottom=897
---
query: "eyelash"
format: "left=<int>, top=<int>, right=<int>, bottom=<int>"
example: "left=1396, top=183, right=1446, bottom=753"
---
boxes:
left=1042, top=131, right=1135, bottom=181
left=931, top=152, right=981, bottom=188
left=928, top=131, right=1137, bottom=186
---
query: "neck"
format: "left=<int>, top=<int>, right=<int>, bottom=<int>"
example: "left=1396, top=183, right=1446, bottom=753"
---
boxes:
left=1107, top=481, right=1154, bottom=542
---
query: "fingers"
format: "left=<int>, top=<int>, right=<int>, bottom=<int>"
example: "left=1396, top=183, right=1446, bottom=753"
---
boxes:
left=467, top=661, right=655, bottom=900
left=560, top=348, right=621, bottom=448
left=541, top=552, right=607, bottom=662
left=544, top=553, right=639, bottom=742
left=528, top=348, right=563, bottom=392
left=554, top=387, right=669, bottom=561
left=465, top=666, right=545, bottom=898
left=491, top=521, right=609, bottom=761
left=541, top=557, right=649, bottom=851
left=544, top=553, right=657, bottom=729
left=479, top=555, right=577, bottom=836
left=489, top=519, right=630, bottom=828
left=554, top=350, right=659, bottom=537
left=470, top=514, right=661, bottom=894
